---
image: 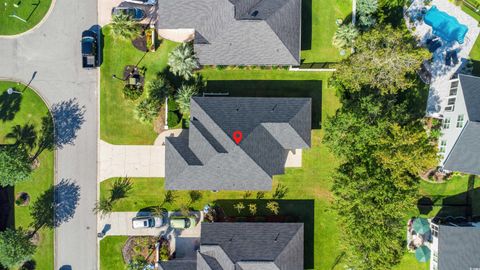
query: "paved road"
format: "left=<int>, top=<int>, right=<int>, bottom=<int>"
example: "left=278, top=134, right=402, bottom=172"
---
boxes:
left=0, top=0, right=98, bottom=268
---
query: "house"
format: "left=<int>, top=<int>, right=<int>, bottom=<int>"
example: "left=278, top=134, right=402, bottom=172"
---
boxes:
left=165, top=97, right=311, bottom=191
left=157, top=0, right=302, bottom=66
left=430, top=220, right=480, bottom=270
left=438, top=74, right=480, bottom=175
left=159, top=222, right=304, bottom=270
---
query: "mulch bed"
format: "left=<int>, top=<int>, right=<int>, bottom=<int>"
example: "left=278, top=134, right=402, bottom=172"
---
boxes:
left=132, top=35, right=148, bottom=52
left=122, top=236, right=157, bottom=264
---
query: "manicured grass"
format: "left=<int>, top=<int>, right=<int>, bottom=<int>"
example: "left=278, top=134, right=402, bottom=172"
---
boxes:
left=0, top=0, right=52, bottom=35
left=0, top=81, right=54, bottom=269
left=100, top=26, right=179, bottom=145
left=300, top=0, right=352, bottom=63
left=100, top=236, right=128, bottom=269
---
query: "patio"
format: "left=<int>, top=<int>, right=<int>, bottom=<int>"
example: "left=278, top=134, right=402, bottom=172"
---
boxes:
left=405, top=0, right=480, bottom=117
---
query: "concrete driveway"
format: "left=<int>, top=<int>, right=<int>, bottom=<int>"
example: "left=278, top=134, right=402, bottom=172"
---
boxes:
left=0, top=0, right=99, bottom=268
left=98, top=129, right=182, bottom=181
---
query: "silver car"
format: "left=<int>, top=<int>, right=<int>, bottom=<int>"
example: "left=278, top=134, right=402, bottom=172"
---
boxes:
left=124, top=0, right=157, bottom=6
left=132, top=216, right=164, bottom=229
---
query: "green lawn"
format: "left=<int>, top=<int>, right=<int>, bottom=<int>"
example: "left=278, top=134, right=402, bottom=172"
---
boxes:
left=0, top=81, right=54, bottom=269
left=0, top=0, right=52, bottom=35
left=301, top=0, right=352, bottom=63
left=100, top=26, right=179, bottom=145
left=100, top=236, right=129, bottom=270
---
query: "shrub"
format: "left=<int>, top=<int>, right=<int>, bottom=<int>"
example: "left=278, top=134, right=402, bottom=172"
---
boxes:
left=167, top=96, right=178, bottom=111
left=159, top=241, right=170, bottom=261
left=167, top=111, right=180, bottom=128
left=122, top=85, right=143, bottom=100
left=134, top=99, right=161, bottom=123
left=332, top=23, right=359, bottom=49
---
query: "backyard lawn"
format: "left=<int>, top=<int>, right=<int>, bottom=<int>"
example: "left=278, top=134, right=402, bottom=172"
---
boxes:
left=100, top=26, right=179, bottom=145
left=0, top=0, right=52, bottom=35
left=0, top=81, right=54, bottom=269
left=301, top=0, right=352, bottom=63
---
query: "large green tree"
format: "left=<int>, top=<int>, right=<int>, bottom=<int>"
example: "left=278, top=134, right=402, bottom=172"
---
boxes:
left=0, top=146, right=32, bottom=187
left=175, top=84, right=199, bottom=117
left=332, top=26, right=430, bottom=94
left=0, top=228, right=36, bottom=268
left=168, top=43, right=199, bottom=80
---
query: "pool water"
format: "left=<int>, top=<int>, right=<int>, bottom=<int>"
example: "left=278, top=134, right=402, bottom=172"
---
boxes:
left=424, top=5, right=469, bottom=44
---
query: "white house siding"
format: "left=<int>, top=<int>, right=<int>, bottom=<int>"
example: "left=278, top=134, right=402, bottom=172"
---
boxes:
left=438, top=78, right=469, bottom=168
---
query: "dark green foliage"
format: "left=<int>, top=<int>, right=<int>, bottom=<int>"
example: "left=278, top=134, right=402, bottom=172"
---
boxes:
left=167, top=111, right=180, bottom=128
left=134, top=77, right=173, bottom=123
left=6, top=124, right=37, bottom=151
left=127, top=256, right=148, bottom=270
left=167, top=96, right=178, bottom=111
left=0, top=146, right=32, bottom=187
left=256, top=191, right=266, bottom=199
left=188, top=190, right=202, bottom=205
left=134, top=99, right=160, bottom=123
left=122, top=85, right=143, bottom=100
left=272, top=184, right=289, bottom=199
left=0, top=228, right=36, bottom=268
left=333, top=26, right=430, bottom=94
left=162, top=190, right=177, bottom=206
left=93, top=197, right=113, bottom=217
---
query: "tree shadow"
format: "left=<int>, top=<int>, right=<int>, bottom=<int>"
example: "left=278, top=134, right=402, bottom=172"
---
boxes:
left=379, top=0, right=407, bottom=27
left=6, top=124, right=38, bottom=151
left=417, top=196, right=433, bottom=215
left=434, top=177, right=480, bottom=223
left=31, top=114, right=54, bottom=161
left=205, top=80, right=323, bottom=128
left=0, top=186, right=14, bottom=231
left=51, top=99, right=86, bottom=149
left=0, top=91, right=22, bottom=122
left=301, top=0, right=312, bottom=50
left=30, top=179, right=80, bottom=234
left=214, top=199, right=315, bottom=268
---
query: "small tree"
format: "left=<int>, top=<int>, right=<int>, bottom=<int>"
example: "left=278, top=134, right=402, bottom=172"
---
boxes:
left=93, top=197, right=113, bottom=217
left=127, top=256, right=148, bottom=270
left=147, top=77, right=172, bottom=103
left=134, top=99, right=161, bottom=123
left=110, top=177, right=133, bottom=201
left=175, top=84, right=198, bottom=117
left=233, top=202, right=245, bottom=214
left=188, top=190, right=203, bottom=205
left=332, top=24, right=359, bottom=49
left=272, top=184, right=289, bottom=199
left=162, top=190, right=177, bottom=206
left=0, top=228, right=36, bottom=269
left=248, top=204, right=257, bottom=216
left=168, top=43, right=199, bottom=80
left=159, top=241, right=170, bottom=261
left=110, top=14, right=140, bottom=40
left=0, top=146, right=32, bottom=187
left=266, top=201, right=280, bottom=215
left=256, top=191, right=265, bottom=199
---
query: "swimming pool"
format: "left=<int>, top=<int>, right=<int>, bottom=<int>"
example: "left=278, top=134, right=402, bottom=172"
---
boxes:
left=424, top=5, right=468, bottom=44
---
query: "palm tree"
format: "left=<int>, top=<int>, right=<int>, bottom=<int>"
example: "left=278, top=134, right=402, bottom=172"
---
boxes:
left=332, top=23, right=359, bottom=49
left=168, top=43, right=199, bottom=80
left=110, top=14, right=140, bottom=40
left=175, top=84, right=198, bottom=117
left=109, top=177, right=133, bottom=201
left=93, top=197, right=113, bottom=217
left=6, top=124, right=37, bottom=151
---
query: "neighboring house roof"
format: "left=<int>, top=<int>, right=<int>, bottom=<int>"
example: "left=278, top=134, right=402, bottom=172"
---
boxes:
left=157, top=0, right=301, bottom=65
left=199, top=222, right=304, bottom=270
left=443, top=74, right=480, bottom=174
left=165, top=97, right=311, bottom=190
left=158, top=260, right=197, bottom=270
left=437, top=224, right=480, bottom=270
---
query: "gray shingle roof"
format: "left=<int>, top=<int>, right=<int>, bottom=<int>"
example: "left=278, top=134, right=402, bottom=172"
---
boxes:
left=443, top=121, right=480, bottom=174
left=165, top=97, right=311, bottom=190
left=157, top=0, right=301, bottom=65
left=200, top=222, right=304, bottom=270
left=459, top=74, right=480, bottom=122
left=443, top=74, right=480, bottom=175
left=438, top=224, right=480, bottom=270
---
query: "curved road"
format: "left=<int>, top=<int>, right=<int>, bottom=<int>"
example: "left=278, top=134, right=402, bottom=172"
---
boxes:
left=0, top=0, right=99, bottom=269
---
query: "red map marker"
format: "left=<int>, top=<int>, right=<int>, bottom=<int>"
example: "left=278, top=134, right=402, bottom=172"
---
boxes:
left=232, top=130, right=243, bottom=144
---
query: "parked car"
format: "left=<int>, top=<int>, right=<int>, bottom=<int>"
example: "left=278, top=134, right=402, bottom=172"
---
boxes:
left=81, top=30, right=98, bottom=68
left=124, top=0, right=157, bottom=6
left=132, top=216, right=164, bottom=229
left=170, top=217, right=196, bottom=229
left=111, top=6, right=146, bottom=21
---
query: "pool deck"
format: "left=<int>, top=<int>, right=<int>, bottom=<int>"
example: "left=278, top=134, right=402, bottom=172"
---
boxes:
left=406, top=0, right=480, bottom=117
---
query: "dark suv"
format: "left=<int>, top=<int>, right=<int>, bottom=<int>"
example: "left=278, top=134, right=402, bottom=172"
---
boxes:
left=81, top=30, right=98, bottom=68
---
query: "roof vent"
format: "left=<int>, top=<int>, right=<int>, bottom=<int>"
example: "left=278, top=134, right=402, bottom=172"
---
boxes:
left=251, top=10, right=259, bottom=17
left=274, top=233, right=280, bottom=242
left=271, top=104, right=277, bottom=112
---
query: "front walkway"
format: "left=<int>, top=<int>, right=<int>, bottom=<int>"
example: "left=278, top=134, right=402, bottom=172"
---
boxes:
left=98, top=129, right=182, bottom=181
